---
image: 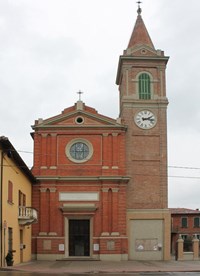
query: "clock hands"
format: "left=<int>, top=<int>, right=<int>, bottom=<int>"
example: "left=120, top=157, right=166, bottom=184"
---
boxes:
left=142, top=115, right=155, bottom=122
left=135, top=110, right=156, bottom=129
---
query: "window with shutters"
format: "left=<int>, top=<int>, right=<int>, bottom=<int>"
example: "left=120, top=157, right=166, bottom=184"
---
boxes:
left=18, top=190, right=26, bottom=206
left=8, top=181, right=13, bottom=204
left=194, top=217, right=200, bottom=228
left=138, top=73, right=151, bottom=100
left=181, top=217, right=188, bottom=228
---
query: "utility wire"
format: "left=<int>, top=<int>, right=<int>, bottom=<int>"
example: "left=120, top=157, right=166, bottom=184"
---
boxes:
left=169, top=166, right=200, bottom=170
left=2, top=149, right=200, bottom=178
left=1, top=164, right=200, bottom=180
left=16, top=150, right=200, bottom=171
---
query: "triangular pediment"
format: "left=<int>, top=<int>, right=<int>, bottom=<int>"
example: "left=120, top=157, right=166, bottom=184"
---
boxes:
left=43, top=110, right=119, bottom=127
left=32, top=102, right=124, bottom=130
left=126, top=45, right=158, bottom=57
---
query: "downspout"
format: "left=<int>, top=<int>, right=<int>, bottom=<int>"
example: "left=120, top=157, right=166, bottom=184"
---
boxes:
left=0, top=150, right=3, bottom=267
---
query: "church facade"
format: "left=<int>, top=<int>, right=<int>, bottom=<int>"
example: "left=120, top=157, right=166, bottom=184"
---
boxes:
left=31, top=7, right=171, bottom=261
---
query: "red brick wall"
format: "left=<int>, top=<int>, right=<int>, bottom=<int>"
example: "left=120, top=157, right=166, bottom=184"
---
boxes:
left=32, top=131, right=126, bottom=177
left=118, top=58, right=168, bottom=210
left=31, top=106, right=128, bottom=257
left=171, top=213, right=200, bottom=254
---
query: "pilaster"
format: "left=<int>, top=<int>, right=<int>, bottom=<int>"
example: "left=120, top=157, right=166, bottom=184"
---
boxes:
left=39, top=188, right=48, bottom=234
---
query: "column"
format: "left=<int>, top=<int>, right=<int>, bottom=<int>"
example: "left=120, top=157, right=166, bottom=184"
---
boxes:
left=46, top=135, right=51, bottom=168
left=111, top=188, right=119, bottom=235
left=41, top=134, right=48, bottom=169
left=101, top=188, right=109, bottom=236
left=50, top=134, right=57, bottom=169
left=176, top=235, right=184, bottom=261
left=49, top=188, right=57, bottom=235
left=39, top=188, right=48, bottom=235
left=33, top=134, right=41, bottom=169
left=112, top=133, right=118, bottom=169
left=192, top=235, right=199, bottom=260
left=102, top=133, right=109, bottom=170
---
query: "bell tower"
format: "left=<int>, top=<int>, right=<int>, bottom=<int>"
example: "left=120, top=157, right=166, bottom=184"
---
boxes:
left=116, top=4, right=171, bottom=260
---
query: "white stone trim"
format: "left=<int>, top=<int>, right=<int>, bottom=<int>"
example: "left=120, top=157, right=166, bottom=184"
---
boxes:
left=65, top=138, right=93, bottom=163
left=59, top=192, right=99, bottom=201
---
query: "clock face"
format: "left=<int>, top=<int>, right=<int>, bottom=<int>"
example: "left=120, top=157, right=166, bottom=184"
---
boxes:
left=134, top=110, right=156, bottom=129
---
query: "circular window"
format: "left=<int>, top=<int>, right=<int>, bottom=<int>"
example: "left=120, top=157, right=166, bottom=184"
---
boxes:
left=141, top=49, right=147, bottom=54
left=75, top=116, right=84, bottom=124
left=66, top=139, right=93, bottom=163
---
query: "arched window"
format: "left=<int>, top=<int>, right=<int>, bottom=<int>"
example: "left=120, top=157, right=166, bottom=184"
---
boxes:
left=138, top=73, right=151, bottom=100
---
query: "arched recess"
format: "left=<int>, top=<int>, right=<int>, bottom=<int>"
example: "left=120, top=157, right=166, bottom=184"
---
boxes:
left=137, top=72, right=153, bottom=100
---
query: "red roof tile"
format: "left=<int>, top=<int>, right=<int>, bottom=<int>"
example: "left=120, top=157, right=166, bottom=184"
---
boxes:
left=170, top=208, right=200, bottom=214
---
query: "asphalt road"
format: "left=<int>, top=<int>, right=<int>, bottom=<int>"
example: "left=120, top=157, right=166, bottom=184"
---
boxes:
left=0, top=272, right=200, bottom=276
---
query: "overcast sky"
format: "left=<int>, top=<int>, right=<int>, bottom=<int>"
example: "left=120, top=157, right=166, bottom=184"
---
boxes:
left=0, top=0, right=200, bottom=209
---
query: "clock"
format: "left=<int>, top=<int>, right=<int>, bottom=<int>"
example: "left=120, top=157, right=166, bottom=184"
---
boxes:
left=134, top=110, right=156, bottom=129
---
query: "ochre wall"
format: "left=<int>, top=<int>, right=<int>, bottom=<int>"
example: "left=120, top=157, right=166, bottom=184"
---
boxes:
left=1, top=153, right=32, bottom=265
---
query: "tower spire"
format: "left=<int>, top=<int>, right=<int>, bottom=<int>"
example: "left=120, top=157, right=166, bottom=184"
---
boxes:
left=127, top=1, right=155, bottom=50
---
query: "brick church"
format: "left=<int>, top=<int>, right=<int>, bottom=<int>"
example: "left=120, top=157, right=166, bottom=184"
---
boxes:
left=31, top=6, right=171, bottom=261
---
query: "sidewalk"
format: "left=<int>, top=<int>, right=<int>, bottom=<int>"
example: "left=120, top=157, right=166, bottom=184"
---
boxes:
left=3, top=260, right=200, bottom=274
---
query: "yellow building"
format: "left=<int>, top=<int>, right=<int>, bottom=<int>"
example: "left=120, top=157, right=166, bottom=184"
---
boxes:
left=0, top=136, right=37, bottom=267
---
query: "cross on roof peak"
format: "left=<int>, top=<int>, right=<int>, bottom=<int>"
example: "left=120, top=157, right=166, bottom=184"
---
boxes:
left=77, top=90, right=84, bottom=101
left=136, top=1, right=142, bottom=15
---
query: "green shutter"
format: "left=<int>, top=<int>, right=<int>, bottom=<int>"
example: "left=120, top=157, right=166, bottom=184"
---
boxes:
left=139, top=73, right=151, bottom=100
left=181, top=217, right=188, bottom=228
left=194, top=217, right=200, bottom=228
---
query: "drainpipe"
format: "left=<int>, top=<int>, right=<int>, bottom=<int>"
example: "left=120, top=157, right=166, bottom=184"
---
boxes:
left=0, top=150, right=4, bottom=267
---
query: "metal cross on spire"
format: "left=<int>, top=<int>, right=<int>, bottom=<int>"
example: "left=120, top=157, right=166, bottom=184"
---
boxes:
left=136, top=1, right=142, bottom=15
left=77, top=90, right=84, bottom=101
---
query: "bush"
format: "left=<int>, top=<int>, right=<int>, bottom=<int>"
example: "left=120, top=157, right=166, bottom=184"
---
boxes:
left=5, top=251, right=14, bottom=266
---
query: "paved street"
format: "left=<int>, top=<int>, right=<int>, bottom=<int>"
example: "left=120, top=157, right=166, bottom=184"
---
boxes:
left=1, top=260, right=200, bottom=275
left=1, top=272, right=200, bottom=276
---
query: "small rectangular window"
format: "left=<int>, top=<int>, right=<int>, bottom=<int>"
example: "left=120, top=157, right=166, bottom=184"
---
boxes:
left=18, top=190, right=22, bottom=206
left=194, top=217, right=200, bottom=228
left=8, top=181, right=13, bottom=204
left=18, top=190, right=26, bottom=206
left=181, top=217, right=188, bottom=228
left=181, top=234, right=188, bottom=240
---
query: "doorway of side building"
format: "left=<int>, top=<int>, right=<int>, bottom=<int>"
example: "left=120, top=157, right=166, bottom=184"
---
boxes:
left=69, top=219, right=90, bottom=256
left=20, top=229, right=23, bottom=263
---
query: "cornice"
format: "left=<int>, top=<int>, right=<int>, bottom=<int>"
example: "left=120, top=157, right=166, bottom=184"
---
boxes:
left=116, top=55, right=169, bottom=85
left=33, top=125, right=127, bottom=131
left=32, top=109, right=125, bottom=130
left=35, top=176, right=130, bottom=183
left=120, top=98, right=169, bottom=108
